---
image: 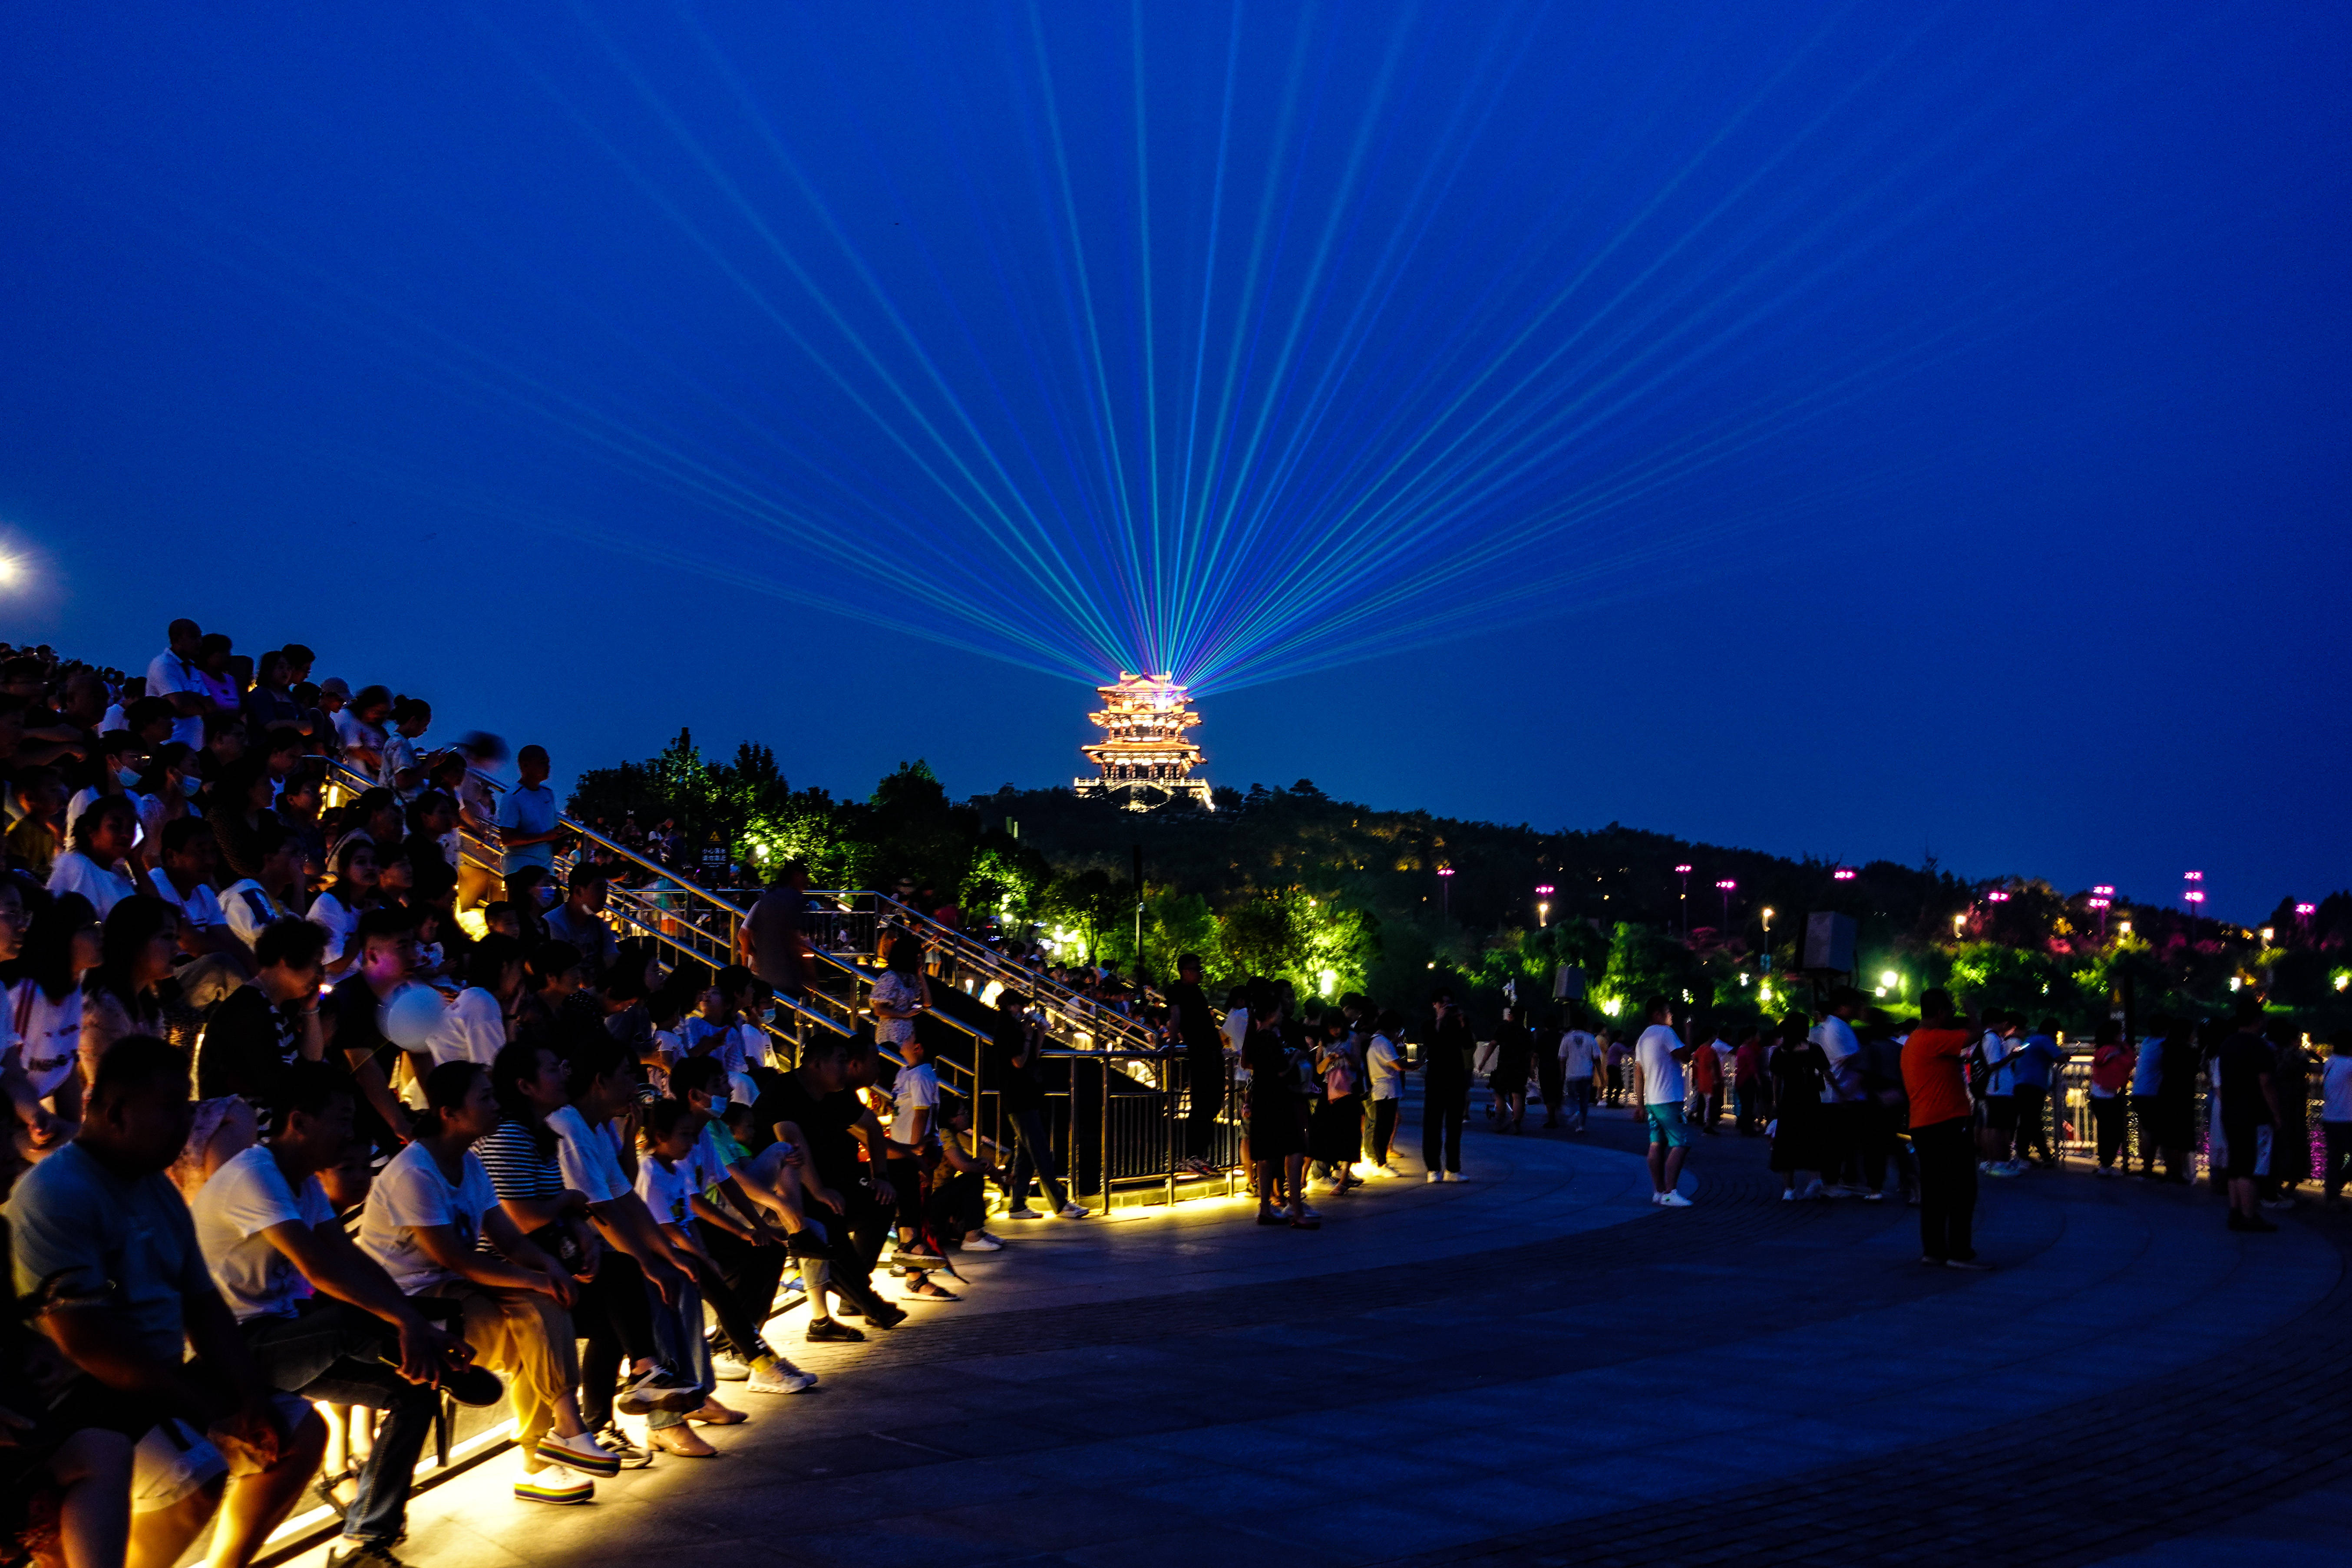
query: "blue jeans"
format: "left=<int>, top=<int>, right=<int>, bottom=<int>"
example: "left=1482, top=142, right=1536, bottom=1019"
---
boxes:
left=646, top=1279, right=710, bottom=1430
left=241, top=1298, right=447, bottom=1545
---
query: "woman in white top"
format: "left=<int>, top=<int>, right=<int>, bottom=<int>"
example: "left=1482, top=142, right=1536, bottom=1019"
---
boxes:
left=427, top=934, right=524, bottom=1071
left=1364, top=1010, right=1406, bottom=1175
left=869, top=930, right=930, bottom=1053
left=357, top=1060, right=617, bottom=1493
left=46, top=797, right=140, bottom=921
left=3, top=886, right=97, bottom=1153
left=308, top=838, right=380, bottom=978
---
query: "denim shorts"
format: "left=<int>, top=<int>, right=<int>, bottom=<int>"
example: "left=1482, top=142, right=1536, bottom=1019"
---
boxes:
left=1645, top=1101, right=1693, bottom=1149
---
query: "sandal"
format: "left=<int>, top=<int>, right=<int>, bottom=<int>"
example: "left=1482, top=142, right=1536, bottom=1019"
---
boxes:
left=905, top=1278, right=959, bottom=1300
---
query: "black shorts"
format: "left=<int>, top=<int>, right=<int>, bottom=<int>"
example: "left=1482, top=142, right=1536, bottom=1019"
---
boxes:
left=2223, top=1120, right=2273, bottom=1181
left=1984, top=1096, right=2018, bottom=1132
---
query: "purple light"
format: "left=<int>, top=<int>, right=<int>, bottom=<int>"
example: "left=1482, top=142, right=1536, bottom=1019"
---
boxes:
left=1436, top=867, right=1454, bottom=878
left=2087, top=897, right=2110, bottom=909
left=2184, top=871, right=2203, bottom=881
left=2092, top=885, right=2114, bottom=897
left=1673, top=864, right=1693, bottom=875
left=1714, top=879, right=1736, bottom=891
left=1832, top=867, right=1856, bottom=881
left=2295, top=902, right=2316, bottom=916
left=1987, top=890, right=2011, bottom=903
left=1535, top=884, right=1554, bottom=897
left=2185, top=891, right=2207, bottom=905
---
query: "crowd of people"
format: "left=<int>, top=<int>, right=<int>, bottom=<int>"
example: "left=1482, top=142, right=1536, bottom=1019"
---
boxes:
left=0, top=630, right=1099, bottom=1568
left=4, top=626, right=2345, bottom=1568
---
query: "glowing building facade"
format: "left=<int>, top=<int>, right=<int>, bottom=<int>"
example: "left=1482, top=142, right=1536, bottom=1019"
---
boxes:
left=1074, top=672, right=1213, bottom=810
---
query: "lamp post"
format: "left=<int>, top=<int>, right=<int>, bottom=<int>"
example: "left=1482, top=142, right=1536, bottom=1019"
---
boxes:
left=2295, top=901, right=2315, bottom=935
left=1535, top=884, right=1554, bottom=927
left=1760, top=907, right=1775, bottom=972
left=2184, top=870, right=2204, bottom=936
left=1714, top=878, right=1736, bottom=931
left=1437, top=865, right=1454, bottom=920
left=2087, top=892, right=2112, bottom=941
left=1833, top=866, right=1856, bottom=882
left=1673, top=864, right=1693, bottom=938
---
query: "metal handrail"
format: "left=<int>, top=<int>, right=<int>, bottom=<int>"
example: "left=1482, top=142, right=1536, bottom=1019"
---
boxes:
left=861, top=891, right=1164, bottom=1054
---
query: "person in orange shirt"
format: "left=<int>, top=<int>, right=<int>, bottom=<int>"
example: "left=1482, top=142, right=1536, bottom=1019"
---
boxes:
left=1901, top=989, right=1988, bottom=1270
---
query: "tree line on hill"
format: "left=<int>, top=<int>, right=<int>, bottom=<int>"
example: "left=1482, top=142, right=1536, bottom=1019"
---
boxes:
left=570, top=729, right=2352, bottom=1034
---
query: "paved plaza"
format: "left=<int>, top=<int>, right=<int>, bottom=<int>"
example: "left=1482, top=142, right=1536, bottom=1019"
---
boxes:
left=306, top=1094, right=2352, bottom=1568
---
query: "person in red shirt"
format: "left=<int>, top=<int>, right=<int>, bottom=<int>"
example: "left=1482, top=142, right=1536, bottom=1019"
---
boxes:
left=2087, top=1022, right=2137, bottom=1175
left=1901, top=989, right=1988, bottom=1270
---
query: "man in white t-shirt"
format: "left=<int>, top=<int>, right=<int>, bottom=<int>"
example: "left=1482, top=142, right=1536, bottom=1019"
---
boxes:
left=146, top=818, right=245, bottom=968
left=495, top=746, right=562, bottom=876
left=1559, top=1011, right=1602, bottom=1133
left=1632, top=997, right=1697, bottom=1207
left=221, top=826, right=305, bottom=959
left=1809, top=990, right=1869, bottom=1195
left=145, top=618, right=213, bottom=748
left=1364, top=1012, right=1405, bottom=1175
left=882, top=1036, right=945, bottom=1280
left=193, top=1062, right=482, bottom=1563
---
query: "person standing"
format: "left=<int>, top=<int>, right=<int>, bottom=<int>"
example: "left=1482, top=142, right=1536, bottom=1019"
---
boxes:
left=1687, top=1022, right=1724, bottom=1136
left=2010, top=1019, right=2066, bottom=1169
left=1490, top=1006, right=1531, bottom=1134
left=1632, top=997, right=1696, bottom=1207
left=1533, top=1009, right=1566, bottom=1129
left=1903, top=990, right=1987, bottom=1269
left=1730, top=1023, right=1764, bottom=1136
left=1977, top=1010, right=2022, bottom=1177
left=1558, top=1008, right=1601, bottom=1134
left=1165, top=952, right=1226, bottom=1175
left=2320, top=1031, right=2352, bottom=1207
left=1810, top=989, right=1868, bottom=1194
left=2129, top=1013, right=2171, bottom=1178
left=495, top=746, right=562, bottom=886
left=735, top=859, right=811, bottom=1005
left=1418, top=988, right=1473, bottom=1182
left=2088, top=1022, right=2136, bottom=1175
left=2216, top=1000, right=2284, bottom=1233
left=1364, top=1009, right=1405, bottom=1174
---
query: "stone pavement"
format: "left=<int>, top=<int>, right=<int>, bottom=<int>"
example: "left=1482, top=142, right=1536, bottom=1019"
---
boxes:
left=292, top=1090, right=2350, bottom=1568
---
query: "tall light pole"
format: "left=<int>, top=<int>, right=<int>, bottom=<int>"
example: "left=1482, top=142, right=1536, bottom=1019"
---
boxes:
left=1437, top=865, right=1454, bottom=920
left=2184, top=870, right=2204, bottom=936
left=1674, top=864, right=1693, bottom=938
left=2088, top=887, right=2113, bottom=942
left=1536, top=884, right=1554, bottom=927
left=1715, top=878, right=1736, bottom=932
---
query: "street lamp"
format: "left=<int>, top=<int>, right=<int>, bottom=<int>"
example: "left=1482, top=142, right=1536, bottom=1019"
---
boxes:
left=1673, top=864, right=1693, bottom=937
left=1437, top=865, right=1454, bottom=919
left=2087, top=895, right=2111, bottom=941
left=1714, top=878, right=1735, bottom=930
left=1535, top=884, right=1554, bottom=927
left=1832, top=867, right=1856, bottom=882
left=2183, top=871, right=2203, bottom=934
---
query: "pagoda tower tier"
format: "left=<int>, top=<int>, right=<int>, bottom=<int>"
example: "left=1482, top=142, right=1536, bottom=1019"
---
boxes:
left=1073, top=672, right=1214, bottom=811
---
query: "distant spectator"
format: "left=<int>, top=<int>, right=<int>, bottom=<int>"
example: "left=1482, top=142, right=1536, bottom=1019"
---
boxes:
left=240, top=649, right=304, bottom=733
left=145, top=817, right=245, bottom=969
left=195, top=918, right=328, bottom=1132
left=496, top=746, right=562, bottom=878
left=736, top=858, right=810, bottom=1000
left=336, top=687, right=391, bottom=777
left=7, top=764, right=66, bottom=880
left=208, top=757, right=281, bottom=886
left=221, top=817, right=304, bottom=959
left=544, top=864, right=619, bottom=980
left=144, top=617, right=214, bottom=747
left=380, top=696, right=431, bottom=796
left=50, top=794, right=139, bottom=918
left=309, top=838, right=381, bottom=977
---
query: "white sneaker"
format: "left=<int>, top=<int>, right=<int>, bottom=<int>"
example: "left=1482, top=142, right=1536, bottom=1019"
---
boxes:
left=1799, top=1180, right=1824, bottom=1200
left=1003, top=1207, right=1041, bottom=1220
left=745, top=1360, right=818, bottom=1394
left=1649, top=1191, right=1665, bottom=1205
left=1426, top=1171, right=1440, bottom=1184
left=1443, top=1171, right=1462, bottom=1182
left=709, top=1352, right=751, bottom=1382
left=961, top=1230, right=1004, bottom=1251
left=1657, top=1191, right=1695, bottom=1208
left=1781, top=1189, right=1797, bottom=1202
left=1057, top=1203, right=1089, bottom=1219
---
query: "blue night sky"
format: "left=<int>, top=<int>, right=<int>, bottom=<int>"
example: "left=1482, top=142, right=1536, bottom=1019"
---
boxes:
left=3, top=2, right=2346, bottom=920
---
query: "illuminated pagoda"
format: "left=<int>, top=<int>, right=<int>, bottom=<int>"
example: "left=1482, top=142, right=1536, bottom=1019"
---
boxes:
left=1073, top=672, right=1214, bottom=811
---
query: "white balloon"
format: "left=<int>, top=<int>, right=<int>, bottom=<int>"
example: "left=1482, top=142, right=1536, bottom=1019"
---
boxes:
left=379, top=982, right=448, bottom=1050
